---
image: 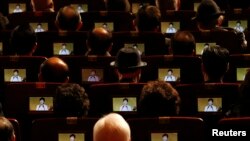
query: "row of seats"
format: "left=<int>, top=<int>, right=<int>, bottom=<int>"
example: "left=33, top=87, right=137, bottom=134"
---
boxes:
left=8, top=116, right=250, bottom=141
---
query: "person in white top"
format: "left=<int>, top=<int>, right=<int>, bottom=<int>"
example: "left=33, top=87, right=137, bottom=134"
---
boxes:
left=204, top=98, right=217, bottom=112
left=77, top=5, right=84, bottom=13
left=36, top=97, right=49, bottom=111
left=59, top=43, right=70, bottom=55
left=35, top=23, right=45, bottom=32
left=69, top=134, right=76, bottom=141
left=164, top=69, right=176, bottom=82
left=162, top=133, right=168, bottom=141
left=10, top=69, right=22, bottom=82
left=119, top=98, right=132, bottom=111
left=166, top=22, right=176, bottom=33
left=87, top=70, right=100, bottom=82
left=13, top=4, right=23, bottom=13
left=234, top=20, right=244, bottom=32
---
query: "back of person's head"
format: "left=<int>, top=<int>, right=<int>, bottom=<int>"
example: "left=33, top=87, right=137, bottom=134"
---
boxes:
left=138, top=81, right=181, bottom=116
left=155, top=0, right=180, bottom=12
left=10, top=24, right=37, bottom=55
left=110, top=47, right=147, bottom=82
left=93, top=113, right=131, bottom=141
left=106, top=0, right=131, bottom=12
left=38, top=57, right=69, bottom=82
left=54, top=83, right=90, bottom=117
left=0, top=117, right=15, bottom=141
left=171, top=31, right=195, bottom=55
left=201, top=45, right=229, bottom=82
left=55, top=5, right=82, bottom=31
left=86, top=27, right=113, bottom=56
left=194, top=0, right=224, bottom=29
left=30, top=0, right=54, bottom=12
left=135, top=5, right=161, bottom=32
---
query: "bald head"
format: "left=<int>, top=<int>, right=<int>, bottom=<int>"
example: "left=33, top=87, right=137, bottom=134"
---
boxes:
left=39, top=57, right=69, bottom=82
left=0, top=117, right=15, bottom=141
left=55, top=5, right=82, bottom=31
left=31, top=0, right=54, bottom=12
left=93, top=113, right=131, bottom=141
left=86, top=27, right=112, bottom=55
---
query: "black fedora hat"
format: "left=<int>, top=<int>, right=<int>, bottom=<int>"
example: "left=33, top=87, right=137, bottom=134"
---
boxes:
left=193, top=0, right=224, bottom=22
left=110, top=47, right=147, bottom=69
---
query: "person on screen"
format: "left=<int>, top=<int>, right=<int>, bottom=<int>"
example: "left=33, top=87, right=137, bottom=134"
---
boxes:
left=38, top=57, right=70, bottom=82
left=93, top=113, right=131, bottom=141
left=138, top=81, right=181, bottom=116
left=201, top=45, right=229, bottom=82
left=13, top=4, right=23, bottom=13
left=34, top=23, right=45, bottom=32
left=102, top=23, right=109, bottom=31
left=166, top=22, right=177, bottom=33
left=162, top=133, right=168, bottom=141
left=10, top=24, right=37, bottom=56
left=55, top=5, right=83, bottom=32
left=87, top=70, right=100, bottom=82
left=119, top=98, right=132, bottom=111
left=204, top=98, right=218, bottom=112
left=234, top=20, right=244, bottom=32
left=54, top=83, right=90, bottom=117
left=31, top=0, right=54, bottom=12
left=36, top=97, right=49, bottom=111
left=110, top=47, right=147, bottom=82
left=85, top=27, right=113, bottom=56
left=77, top=5, right=84, bottom=13
left=0, top=117, right=16, bottom=141
left=59, top=43, right=70, bottom=55
left=204, top=43, right=209, bottom=48
left=164, top=69, right=176, bottom=82
left=10, top=69, right=22, bottom=82
left=69, top=134, right=76, bottom=141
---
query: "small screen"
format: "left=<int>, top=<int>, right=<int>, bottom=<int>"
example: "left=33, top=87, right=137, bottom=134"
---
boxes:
left=82, top=69, right=103, bottom=82
left=4, top=69, right=26, bottom=82
left=197, top=97, right=222, bottom=112
left=158, top=68, right=180, bottom=82
left=58, top=133, right=85, bottom=141
left=30, top=23, right=48, bottom=33
left=29, top=97, right=53, bottom=111
left=112, top=97, right=137, bottom=112
left=53, top=43, right=74, bottom=55
left=95, top=22, right=114, bottom=32
left=194, top=3, right=200, bottom=12
left=71, top=4, right=88, bottom=13
left=228, top=20, right=247, bottom=32
left=0, top=42, right=3, bottom=55
left=195, top=42, right=216, bottom=55
left=237, top=68, right=250, bottom=81
left=9, top=3, right=26, bottom=14
left=151, top=133, right=178, bottom=141
left=161, top=22, right=180, bottom=34
left=124, top=43, right=144, bottom=55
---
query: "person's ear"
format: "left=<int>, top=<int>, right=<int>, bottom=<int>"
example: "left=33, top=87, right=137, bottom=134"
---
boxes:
left=76, top=21, right=83, bottom=31
left=107, top=43, right=113, bottom=52
left=201, top=62, right=208, bottom=81
left=31, top=42, right=38, bottom=55
left=132, top=20, right=138, bottom=31
left=38, top=72, right=43, bottom=82
left=11, top=133, right=16, bottom=141
left=64, top=76, right=70, bottom=83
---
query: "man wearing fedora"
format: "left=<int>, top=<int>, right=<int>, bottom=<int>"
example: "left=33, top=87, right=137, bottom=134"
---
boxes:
left=194, top=0, right=247, bottom=50
left=110, top=47, right=147, bottom=82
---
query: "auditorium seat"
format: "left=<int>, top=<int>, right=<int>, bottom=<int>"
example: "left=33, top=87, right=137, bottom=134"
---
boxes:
left=127, top=116, right=205, bottom=141
left=31, top=117, right=98, bottom=141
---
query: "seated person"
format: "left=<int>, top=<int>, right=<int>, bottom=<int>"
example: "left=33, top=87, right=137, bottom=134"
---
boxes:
left=110, top=47, right=147, bottom=82
left=162, top=133, right=169, bottom=141
left=204, top=98, right=218, bottom=112
left=170, top=30, right=195, bottom=55
left=10, top=24, right=37, bottom=56
left=201, top=45, right=229, bottom=82
left=138, top=81, right=181, bottom=116
left=0, top=117, right=16, bottom=141
left=54, top=83, right=90, bottom=117
left=30, top=0, right=54, bottom=12
left=119, top=98, right=132, bottom=111
left=234, top=20, right=244, bottom=32
left=85, top=27, right=113, bottom=56
left=36, top=97, right=49, bottom=111
left=38, top=57, right=70, bottom=83
left=55, top=5, right=83, bottom=32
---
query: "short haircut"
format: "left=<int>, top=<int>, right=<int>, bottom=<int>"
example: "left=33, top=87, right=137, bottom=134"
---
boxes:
left=202, top=45, right=229, bottom=81
left=13, top=69, right=19, bottom=73
left=139, top=81, right=180, bottom=116
left=70, top=134, right=76, bottom=138
left=123, top=98, right=128, bottom=102
left=10, top=24, right=37, bottom=55
left=54, top=83, right=90, bottom=117
left=171, top=31, right=195, bottom=55
left=39, top=97, right=45, bottom=101
left=162, top=133, right=168, bottom=138
left=87, top=28, right=112, bottom=54
left=168, top=69, right=173, bottom=73
left=55, top=5, right=81, bottom=31
left=208, top=98, right=213, bottom=102
left=93, top=113, right=131, bottom=141
left=106, top=0, right=131, bottom=12
left=0, top=117, right=14, bottom=141
left=135, top=5, right=161, bottom=31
